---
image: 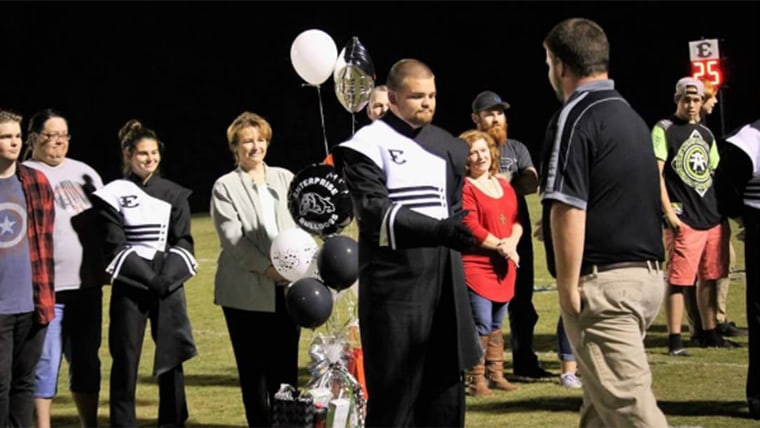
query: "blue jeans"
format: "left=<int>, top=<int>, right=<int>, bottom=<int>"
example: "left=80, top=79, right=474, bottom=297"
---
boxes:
left=34, top=304, right=63, bottom=397
left=467, top=289, right=509, bottom=336
left=557, top=316, right=575, bottom=362
left=34, top=288, right=103, bottom=398
left=0, top=312, right=48, bottom=428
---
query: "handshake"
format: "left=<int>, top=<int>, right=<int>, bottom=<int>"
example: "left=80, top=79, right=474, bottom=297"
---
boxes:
left=435, top=210, right=477, bottom=252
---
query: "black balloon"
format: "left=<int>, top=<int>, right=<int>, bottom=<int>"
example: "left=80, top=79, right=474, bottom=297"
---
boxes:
left=317, top=235, right=359, bottom=292
left=286, top=277, right=334, bottom=329
left=288, top=163, right=354, bottom=238
left=333, top=36, right=376, bottom=113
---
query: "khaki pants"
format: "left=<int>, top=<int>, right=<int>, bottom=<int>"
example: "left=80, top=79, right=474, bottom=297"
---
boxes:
left=562, top=263, right=668, bottom=428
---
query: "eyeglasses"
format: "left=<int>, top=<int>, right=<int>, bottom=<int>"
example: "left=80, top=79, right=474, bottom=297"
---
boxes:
left=40, top=132, right=71, bottom=142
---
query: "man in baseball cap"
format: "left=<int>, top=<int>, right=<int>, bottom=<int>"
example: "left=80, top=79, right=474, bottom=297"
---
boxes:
left=471, top=90, right=511, bottom=113
left=468, top=90, right=551, bottom=381
left=470, top=91, right=512, bottom=151
left=675, top=77, right=705, bottom=99
left=653, top=76, right=731, bottom=357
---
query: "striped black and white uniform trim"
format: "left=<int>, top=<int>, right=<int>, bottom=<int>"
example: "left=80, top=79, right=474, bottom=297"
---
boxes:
left=727, top=121, right=760, bottom=210
left=94, top=179, right=172, bottom=279
left=169, top=246, right=198, bottom=276
left=341, top=120, right=448, bottom=249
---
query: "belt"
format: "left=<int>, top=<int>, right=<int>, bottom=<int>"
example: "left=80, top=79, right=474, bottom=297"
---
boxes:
left=580, top=261, right=661, bottom=276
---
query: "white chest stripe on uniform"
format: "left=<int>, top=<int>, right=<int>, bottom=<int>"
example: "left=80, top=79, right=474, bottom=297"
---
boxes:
left=94, top=179, right=171, bottom=260
left=728, top=122, right=760, bottom=210
left=341, top=121, right=449, bottom=249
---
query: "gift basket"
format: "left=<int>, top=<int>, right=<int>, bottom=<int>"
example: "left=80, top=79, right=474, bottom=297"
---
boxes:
left=272, top=228, right=366, bottom=428
left=304, top=296, right=366, bottom=428
left=273, top=288, right=366, bottom=428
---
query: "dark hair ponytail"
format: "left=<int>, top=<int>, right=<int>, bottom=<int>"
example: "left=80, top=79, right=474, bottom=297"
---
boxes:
left=118, top=119, right=163, bottom=176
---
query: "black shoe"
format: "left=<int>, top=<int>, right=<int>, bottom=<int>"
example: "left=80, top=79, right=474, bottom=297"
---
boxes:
left=668, top=347, right=690, bottom=357
left=717, top=321, right=749, bottom=337
left=690, top=333, right=705, bottom=347
left=748, top=397, right=760, bottom=420
left=513, top=366, right=554, bottom=379
left=703, top=335, right=740, bottom=348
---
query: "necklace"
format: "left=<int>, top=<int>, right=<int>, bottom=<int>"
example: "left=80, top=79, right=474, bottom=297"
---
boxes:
left=469, top=175, right=502, bottom=198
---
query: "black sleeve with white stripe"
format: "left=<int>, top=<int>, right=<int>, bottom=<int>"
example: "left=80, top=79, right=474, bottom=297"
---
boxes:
left=157, top=189, right=198, bottom=292
left=94, top=195, right=155, bottom=289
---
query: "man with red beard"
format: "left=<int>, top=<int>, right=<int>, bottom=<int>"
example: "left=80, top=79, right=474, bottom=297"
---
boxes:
left=470, top=91, right=552, bottom=380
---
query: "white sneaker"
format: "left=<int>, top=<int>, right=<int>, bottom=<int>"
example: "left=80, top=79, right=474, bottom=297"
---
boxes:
left=560, top=372, right=582, bottom=389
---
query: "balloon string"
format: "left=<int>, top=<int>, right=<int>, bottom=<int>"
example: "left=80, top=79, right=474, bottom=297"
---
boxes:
left=316, top=84, right=330, bottom=157
left=351, top=113, right=356, bottom=136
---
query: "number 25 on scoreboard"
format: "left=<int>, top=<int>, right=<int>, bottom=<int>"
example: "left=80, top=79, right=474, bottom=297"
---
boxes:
left=688, top=39, right=723, bottom=88
left=692, top=60, right=722, bottom=87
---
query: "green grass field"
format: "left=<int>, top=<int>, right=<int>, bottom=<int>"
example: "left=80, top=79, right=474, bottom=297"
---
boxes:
left=50, top=194, right=756, bottom=427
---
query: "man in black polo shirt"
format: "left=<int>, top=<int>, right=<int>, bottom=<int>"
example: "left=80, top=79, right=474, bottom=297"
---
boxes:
left=540, top=18, right=668, bottom=427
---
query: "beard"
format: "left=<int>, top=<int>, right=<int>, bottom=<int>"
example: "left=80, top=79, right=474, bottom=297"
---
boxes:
left=486, top=123, right=507, bottom=145
left=408, top=110, right=434, bottom=127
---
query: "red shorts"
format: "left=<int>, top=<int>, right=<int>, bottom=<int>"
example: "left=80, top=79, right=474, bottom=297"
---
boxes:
left=664, top=222, right=728, bottom=286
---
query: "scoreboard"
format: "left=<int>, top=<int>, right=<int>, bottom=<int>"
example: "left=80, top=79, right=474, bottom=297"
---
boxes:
left=688, top=38, right=722, bottom=88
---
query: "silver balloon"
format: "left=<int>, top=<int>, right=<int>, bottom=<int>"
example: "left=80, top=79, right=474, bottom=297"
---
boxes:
left=333, top=37, right=376, bottom=113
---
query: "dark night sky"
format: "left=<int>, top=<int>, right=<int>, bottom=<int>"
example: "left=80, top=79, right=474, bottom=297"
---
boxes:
left=2, top=1, right=759, bottom=212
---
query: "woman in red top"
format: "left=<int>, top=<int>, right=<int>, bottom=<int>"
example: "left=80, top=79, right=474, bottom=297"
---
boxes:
left=460, top=129, right=522, bottom=396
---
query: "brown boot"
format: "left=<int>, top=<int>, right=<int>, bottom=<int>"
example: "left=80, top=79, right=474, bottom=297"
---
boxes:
left=466, top=336, right=493, bottom=397
left=486, top=330, right=519, bottom=391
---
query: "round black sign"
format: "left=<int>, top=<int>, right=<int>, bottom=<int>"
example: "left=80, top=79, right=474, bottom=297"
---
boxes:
left=288, top=163, right=354, bottom=238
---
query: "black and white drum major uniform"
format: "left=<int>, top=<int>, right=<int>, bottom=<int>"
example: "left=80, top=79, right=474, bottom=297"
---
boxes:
left=334, top=112, right=481, bottom=427
left=93, top=173, right=198, bottom=424
left=714, top=119, right=760, bottom=419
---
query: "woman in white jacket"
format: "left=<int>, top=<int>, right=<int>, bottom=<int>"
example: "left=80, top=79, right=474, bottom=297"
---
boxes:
left=210, top=111, right=300, bottom=427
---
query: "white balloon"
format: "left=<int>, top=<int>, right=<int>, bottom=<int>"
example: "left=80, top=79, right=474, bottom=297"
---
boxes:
left=290, top=29, right=338, bottom=85
left=270, top=228, right=319, bottom=282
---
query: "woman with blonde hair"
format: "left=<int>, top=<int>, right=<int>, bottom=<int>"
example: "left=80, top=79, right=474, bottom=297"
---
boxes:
left=210, top=111, right=300, bottom=426
left=702, top=79, right=719, bottom=118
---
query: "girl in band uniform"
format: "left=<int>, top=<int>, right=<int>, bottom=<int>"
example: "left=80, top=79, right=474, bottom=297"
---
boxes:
left=93, top=119, right=198, bottom=427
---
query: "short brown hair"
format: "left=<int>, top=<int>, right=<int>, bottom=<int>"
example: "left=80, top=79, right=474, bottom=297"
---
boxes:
left=226, top=112, right=273, bottom=164
left=544, top=17, right=609, bottom=77
left=386, top=59, right=434, bottom=92
left=0, top=109, right=22, bottom=124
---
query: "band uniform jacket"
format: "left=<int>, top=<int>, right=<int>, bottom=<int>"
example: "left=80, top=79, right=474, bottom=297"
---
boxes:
left=93, top=173, right=198, bottom=376
left=334, top=112, right=482, bottom=375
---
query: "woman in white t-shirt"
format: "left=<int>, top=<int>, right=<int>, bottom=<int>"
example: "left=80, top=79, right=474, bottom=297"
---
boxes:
left=23, top=108, right=105, bottom=428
